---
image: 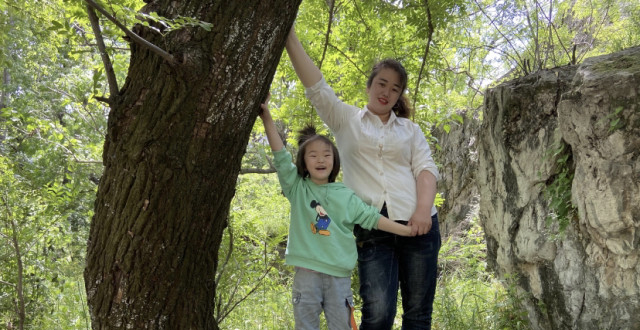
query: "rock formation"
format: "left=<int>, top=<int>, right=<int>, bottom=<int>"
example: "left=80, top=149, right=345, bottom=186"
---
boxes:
left=435, top=46, right=640, bottom=330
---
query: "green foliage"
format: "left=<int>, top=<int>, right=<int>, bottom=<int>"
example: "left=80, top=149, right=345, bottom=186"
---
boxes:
left=218, top=204, right=531, bottom=330
left=134, top=11, right=214, bottom=35
left=215, top=173, right=294, bottom=329
left=471, top=0, right=640, bottom=82
left=434, top=275, right=530, bottom=330
left=543, top=143, right=576, bottom=234
left=433, top=218, right=530, bottom=330
left=1, top=0, right=122, bottom=327
left=3, top=0, right=639, bottom=328
left=606, top=106, right=625, bottom=132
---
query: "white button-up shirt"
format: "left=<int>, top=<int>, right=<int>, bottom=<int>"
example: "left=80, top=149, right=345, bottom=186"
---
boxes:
left=305, top=77, right=440, bottom=220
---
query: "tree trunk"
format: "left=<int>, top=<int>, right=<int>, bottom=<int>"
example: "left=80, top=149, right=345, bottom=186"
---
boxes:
left=83, top=1, right=301, bottom=329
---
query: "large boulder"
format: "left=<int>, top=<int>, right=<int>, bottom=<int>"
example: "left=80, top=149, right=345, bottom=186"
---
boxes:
left=436, top=45, right=640, bottom=330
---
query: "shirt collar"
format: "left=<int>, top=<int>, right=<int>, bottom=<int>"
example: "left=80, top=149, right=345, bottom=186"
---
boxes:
left=360, top=106, right=405, bottom=126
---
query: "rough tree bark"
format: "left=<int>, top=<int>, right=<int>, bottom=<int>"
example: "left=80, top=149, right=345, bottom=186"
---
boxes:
left=83, top=1, right=301, bottom=329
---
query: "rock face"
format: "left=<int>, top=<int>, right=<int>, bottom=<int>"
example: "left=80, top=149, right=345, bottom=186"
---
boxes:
left=436, top=46, right=640, bottom=330
left=433, top=111, right=480, bottom=237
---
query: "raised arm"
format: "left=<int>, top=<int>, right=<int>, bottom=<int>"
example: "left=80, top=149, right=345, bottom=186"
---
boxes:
left=377, top=216, right=414, bottom=237
left=259, top=94, right=284, bottom=152
left=285, top=26, right=323, bottom=88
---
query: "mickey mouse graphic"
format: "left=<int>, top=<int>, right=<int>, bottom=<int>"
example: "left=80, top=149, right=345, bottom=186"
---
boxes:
left=310, top=200, right=331, bottom=236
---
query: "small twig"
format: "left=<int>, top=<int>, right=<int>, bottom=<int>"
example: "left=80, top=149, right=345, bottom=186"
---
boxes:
left=42, top=86, right=104, bottom=134
left=472, top=0, right=527, bottom=74
left=86, top=4, right=119, bottom=98
left=349, top=0, right=371, bottom=31
left=83, top=0, right=175, bottom=65
left=13, top=126, right=101, bottom=164
left=215, top=223, right=234, bottom=288
left=93, top=96, right=111, bottom=104
left=413, top=0, right=435, bottom=112
left=328, top=43, right=367, bottom=77
left=533, top=0, right=571, bottom=65
left=0, top=280, right=16, bottom=287
left=319, top=0, right=337, bottom=70
left=217, top=263, right=276, bottom=324
left=239, top=167, right=276, bottom=175
left=2, top=194, right=26, bottom=330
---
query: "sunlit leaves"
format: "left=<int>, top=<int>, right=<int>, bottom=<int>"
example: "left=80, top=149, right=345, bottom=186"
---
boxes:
left=1, top=0, right=113, bottom=327
left=136, top=11, right=214, bottom=35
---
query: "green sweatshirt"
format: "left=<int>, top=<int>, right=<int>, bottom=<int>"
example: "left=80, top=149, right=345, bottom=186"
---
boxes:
left=273, top=149, right=381, bottom=277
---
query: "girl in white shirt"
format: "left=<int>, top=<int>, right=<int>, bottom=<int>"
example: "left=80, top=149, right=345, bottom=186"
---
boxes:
left=285, top=27, right=442, bottom=330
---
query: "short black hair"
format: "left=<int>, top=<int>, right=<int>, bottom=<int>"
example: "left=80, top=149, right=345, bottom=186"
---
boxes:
left=295, top=124, right=341, bottom=183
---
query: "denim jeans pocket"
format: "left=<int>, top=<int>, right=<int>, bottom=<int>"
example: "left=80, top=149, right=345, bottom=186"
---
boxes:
left=292, top=292, right=301, bottom=305
left=357, top=241, right=378, bottom=262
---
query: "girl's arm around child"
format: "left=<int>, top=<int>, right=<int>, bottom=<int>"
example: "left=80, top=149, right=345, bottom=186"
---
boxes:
left=377, top=216, right=414, bottom=237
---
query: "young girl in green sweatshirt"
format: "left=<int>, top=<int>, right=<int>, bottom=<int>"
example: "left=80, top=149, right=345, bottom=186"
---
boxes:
left=258, top=95, right=414, bottom=330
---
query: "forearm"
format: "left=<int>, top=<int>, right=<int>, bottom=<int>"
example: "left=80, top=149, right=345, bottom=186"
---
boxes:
left=376, top=216, right=413, bottom=236
left=415, top=170, right=437, bottom=216
left=261, top=113, right=284, bottom=151
left=285, top=28, right=322, bottom=88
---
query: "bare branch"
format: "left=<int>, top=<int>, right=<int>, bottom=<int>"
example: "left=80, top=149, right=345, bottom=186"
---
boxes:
left=215, top=222, right=234, bottom=289
left=533, top=0, right=571, bottom=65
left=12, top=126, right=101, bottom=164
left=217, top=263, right=276, bottom=324
left=319, top=0, right=338, bottom=70
left=328, top=43, right=367, bottom=77
left=83, top=0, right=175, bottom=65
left=86, top=4, right=119, bottom=99
left=413, top=0, right=436, bottom=113
left=349, top=0, right=371, bottom=31
left=472, top=0, right=527, bottom=73
left=2, top=194, right=26, bottom=330
left=0, top=279, right=16, bottom=287
left=93, top=96, right=111, bottom=104
left=239, top=167, right=276, bottom=175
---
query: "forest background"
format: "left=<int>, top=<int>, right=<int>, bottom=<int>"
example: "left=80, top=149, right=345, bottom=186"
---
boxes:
left=1, top=0, right=639, bottom=329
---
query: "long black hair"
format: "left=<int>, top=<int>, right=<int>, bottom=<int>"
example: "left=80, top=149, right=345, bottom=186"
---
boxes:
left=295, top=124, right=341, bottom=183
left=366, top=58, right=414, bottom=119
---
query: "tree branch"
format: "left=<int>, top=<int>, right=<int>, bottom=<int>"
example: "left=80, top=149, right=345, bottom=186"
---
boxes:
left=0, top=279, right=16, bottom=287
left=328, top=43, right=367, bottom=77
left=93, top=96, right=111, bottom=104
left=83, top=0, right=175, bottom=65
left=413, top=0, right=435, bottom=113
left=86, top=4, right=119, bottom=100
left=319, top=0, right=337, bottom=70
left=239, top=167, right=276, bottom=175
left=217, top=263, right=276, bottom=324
left=533, top=0, right=571, bottom=66
left=472, top=0, right=527, bottom=74
left=2, top=194, right=25, bottom=330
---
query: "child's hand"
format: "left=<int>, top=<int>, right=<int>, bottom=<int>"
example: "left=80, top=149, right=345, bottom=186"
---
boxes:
left=259, top=92, right=271, bottom=119
left=406, top=223, right=417, bottom=237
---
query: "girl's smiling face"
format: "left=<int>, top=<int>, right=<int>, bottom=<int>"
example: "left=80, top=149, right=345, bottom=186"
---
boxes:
left=366, top=68, right=402, bottom=122
left=304, top=140, right=334, bottom=185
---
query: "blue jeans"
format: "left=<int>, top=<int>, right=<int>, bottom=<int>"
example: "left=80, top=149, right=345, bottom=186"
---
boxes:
left=355, top=212, right=441, bottom=330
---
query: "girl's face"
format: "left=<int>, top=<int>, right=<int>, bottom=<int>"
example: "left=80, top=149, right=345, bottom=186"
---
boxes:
left=304, top=140, right=334, bottom=185
left=366, top=68, right=402, bottom=121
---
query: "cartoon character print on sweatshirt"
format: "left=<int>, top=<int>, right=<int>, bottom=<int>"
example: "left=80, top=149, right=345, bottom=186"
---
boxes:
left=310, top=200, right=331, bottom=236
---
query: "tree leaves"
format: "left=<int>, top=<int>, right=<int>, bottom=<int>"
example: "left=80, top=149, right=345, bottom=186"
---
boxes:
left=2, top=0, right=640, bottom=327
